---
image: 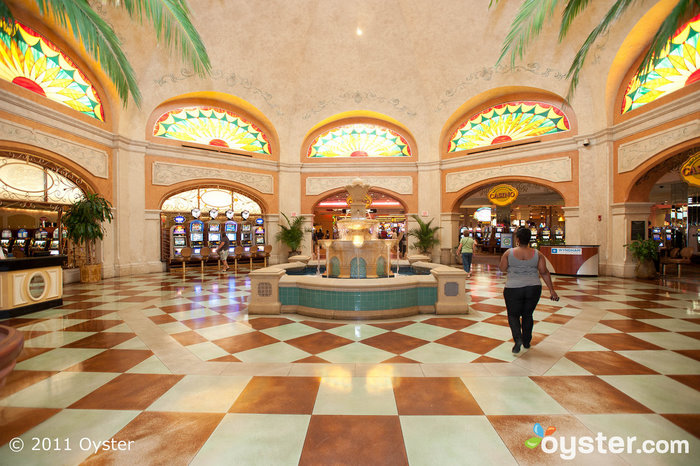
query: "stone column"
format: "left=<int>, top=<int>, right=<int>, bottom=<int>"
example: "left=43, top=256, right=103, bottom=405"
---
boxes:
left=608, top=202, right=654, bottom=277
left=440, top=212, right=462, bottom=265
left=562, top=207, right=580, bottom=245
left=264, top=213, right=280, bottom=265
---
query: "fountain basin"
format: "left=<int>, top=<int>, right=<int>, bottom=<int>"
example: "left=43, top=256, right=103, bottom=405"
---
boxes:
left=249, top=261, right=469, bottom=320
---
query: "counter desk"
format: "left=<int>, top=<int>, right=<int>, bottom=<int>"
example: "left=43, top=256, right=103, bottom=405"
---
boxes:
left=538, top=246, right=600, bottom=276
left=0, top=255, right=66, bottom=318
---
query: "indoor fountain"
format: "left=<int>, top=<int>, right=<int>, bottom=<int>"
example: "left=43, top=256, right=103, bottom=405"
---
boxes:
left=249, top=179, right=469, bottom=319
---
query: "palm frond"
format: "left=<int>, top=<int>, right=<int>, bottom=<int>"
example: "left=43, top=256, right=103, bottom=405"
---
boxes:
left=34, top=0, right=141, bottom=106
left=496, top=0, right=562, bottom=66
left=564, top=0, right=636, bottom=100
left=120, top=0, right=211, bottom=76
left=635, top=0, right=699, bottom=78
left=559, top=0, right=591, bottom=41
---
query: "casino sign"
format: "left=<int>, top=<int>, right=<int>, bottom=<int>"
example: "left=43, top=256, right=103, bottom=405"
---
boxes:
left=681, top=151, right=700, bottom=187
left=487, top=184, right=519, bottom=206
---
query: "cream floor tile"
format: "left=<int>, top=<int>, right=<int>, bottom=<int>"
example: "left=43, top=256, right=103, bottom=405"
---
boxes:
left=158, top=321, right=193, bottom=335
left=168, top=309, right=221, bottom=321
left=638, top=319, right=700, bottom=333
left=21, top=309, right=80, bottom=319
left=589, top=323, right=623, bottom=333
left=463, top=322, right=514, bottom=341
left=0, top=372, right=118, bottom=408
left=629, top=332, right=700, bottom=350
left=95, top=312, right=123, bottom=320
left=461, top=376, right=567, bottom=415
left=140, top=308, right=166, bottom=317
left=401, top=416, right=516, bottom=465
left=317, top=342, right=395, bottom=364
left=194, top=322, right=254, bottom=340
left=147, top=375, right=251, bottom=412
left=187, top=341, right=231, bottom=361
left=576, top=414, right=699, bottom=466
left=543, top=357, right=593, bottom=376
left=568, top=338, right=609, bottom=352
left=104, top=323, right=134, bottom=333
left=602, top=312, right=631, bottom=320
left=260, top=322, right=319, bottom=341
left=112, top=336, right=150, bottom=350
left=483, top=342, right=522, bottom=362
left=23, top=331, right=96, bottom=348
left=313, top=376, right=397, bottom=415
left=15, top=348, right=105, bottom=371
left=553, top=307, right=583, bottom=317
left=616, top=350, right=700, bottom=375
left=17, top=318, right=87, bottom=332
left=191, top=414, right=309, bottom=466
left=531, top=322, right=561, bottom=335
left=234, top=342, right=311, bottom=363
left=126, top=355, right=172, bottom=374
left=402, top=343, right=480, bottom=364
left=600, top=375, right=700, bottom=413
left=327, top=324, right=387, bottom=341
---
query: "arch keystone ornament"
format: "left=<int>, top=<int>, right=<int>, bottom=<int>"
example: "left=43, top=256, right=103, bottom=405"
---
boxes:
left=488, top=184, right=518, bottom=206
left=681, top=151, right=700, bottom=188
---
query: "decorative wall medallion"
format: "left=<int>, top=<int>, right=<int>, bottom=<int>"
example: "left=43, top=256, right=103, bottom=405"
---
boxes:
left=446, top=157, right=572, bottom=192
left=306, top=176, right=413, bottom=196
left=152, top=162, right=273, bottom=194
left=618, top=121, right=700, bottom=173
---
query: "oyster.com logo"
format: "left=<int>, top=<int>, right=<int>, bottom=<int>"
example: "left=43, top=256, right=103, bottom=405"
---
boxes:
left=525, top=423, right=556, bottom=449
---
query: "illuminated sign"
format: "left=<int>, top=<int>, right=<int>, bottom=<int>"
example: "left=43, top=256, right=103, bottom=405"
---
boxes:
left=174, top=215, right=185, bottom=224
left=487, top=184, right=518, bottom=206
left=474, top=207, right=492, bottom=222
left=681, top=152, right=700, bottom=187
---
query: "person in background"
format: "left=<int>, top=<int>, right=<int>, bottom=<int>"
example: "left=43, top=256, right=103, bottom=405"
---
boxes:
left=455, top=232, right=477, bottom=278
left=325, top=229, right=330, bottom=239
left=499, top=227, right=559, bottom=353
left=215, top=233, right=231, bottom=271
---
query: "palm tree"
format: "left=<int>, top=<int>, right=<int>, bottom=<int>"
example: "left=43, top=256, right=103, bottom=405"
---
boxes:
left=275, top=213, right=309, bottom=254
left=492, top=0, right=699, bottom=99
left=0, top=0, right=211, bottom=107
left=407, top=215, right=441, bottom=254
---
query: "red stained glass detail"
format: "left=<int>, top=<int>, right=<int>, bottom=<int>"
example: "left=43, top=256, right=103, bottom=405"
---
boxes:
left=686, top=69, right=700, bottom=85
left=12, top=76, right=46, bottom=96
left=209, top=139, right=229, bottom=147
left=491, top=135, right=512, bottom=145
left=350, top=150, right=368, bottom=157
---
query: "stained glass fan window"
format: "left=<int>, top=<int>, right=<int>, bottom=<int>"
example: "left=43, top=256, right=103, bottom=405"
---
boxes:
left=161, top=188, right=261, bottom=214
left=308, top=124, right=411, bottom=157
left=623, top=14, right=700, bottom=114
left=0, top=157, right=85, bottom=204
left=448, top=101, right=570, bottom=152
left=0, top=20, right=104, bottom=121
left=153, top=107, right=271, bottom=154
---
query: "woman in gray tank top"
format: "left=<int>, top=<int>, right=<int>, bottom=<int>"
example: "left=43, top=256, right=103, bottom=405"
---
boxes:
left=498, top=227, right=559, bottom=353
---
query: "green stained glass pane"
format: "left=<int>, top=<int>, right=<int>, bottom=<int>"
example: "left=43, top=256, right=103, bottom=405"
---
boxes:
left=623, top=14, right=700, bottom=113
left=0, top=20, right=104, bottom=121
left=308, top=123, right=411, bottom=157
left=153, top=107, right=271, bottom=154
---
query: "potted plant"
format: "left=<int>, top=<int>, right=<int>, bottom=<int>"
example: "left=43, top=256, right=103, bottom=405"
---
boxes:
left=625, top=239, right=658, bottom=279
left=275, top=213, right=309, bottom=257
left=407, top=215, right=441, bottom=254
left=63, top=193, right=114, bottom=283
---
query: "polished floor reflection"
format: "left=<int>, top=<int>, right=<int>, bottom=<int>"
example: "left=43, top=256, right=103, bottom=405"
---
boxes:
left=1, top=264, right=699, bottom=464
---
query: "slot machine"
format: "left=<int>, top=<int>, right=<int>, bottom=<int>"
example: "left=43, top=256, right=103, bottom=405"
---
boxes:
left=224, top=220, right=237, bottom=252
left=651, top=227, right=663, bottom=247
left=474, top=227, right=482, bottom=241
left=170, top=215, right=187, bottom=258
left=554, top=227, right=564, bottom=242
left=30, top=229, right=49, bottom=256
left=189, top=219, right=204, bottom=255
left=14, top=229, right=29, bottom=254
left=240, top=223, right=252, bottom=249
left=254, top=217, right=265, bottom=246
left=207, top=224, right=221, bottom=251
left=529, top=225, right=538, bottom=248
left=541, top=227, right=551, bottom=241
left=0, top=229, right=12, bottom=254
left=495, top=226, right=503, bottom=247
left=48, top=227, right=61, bottom=255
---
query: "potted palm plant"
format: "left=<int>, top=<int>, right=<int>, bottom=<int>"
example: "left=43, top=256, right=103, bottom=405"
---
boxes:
left=275, top=213, right=308, bottom=257
left=625, top=239, right=658, bottom=279
left=407, top=215, right=441, bottom=255
left=63, top=193, right=114, bottom=282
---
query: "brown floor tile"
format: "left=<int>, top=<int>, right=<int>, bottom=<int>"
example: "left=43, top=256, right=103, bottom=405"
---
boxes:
left=15, top=347, right=53, bottom=363
left=420, top=317, right=478, bottom=330
left=159, top=303, right=201, bottom=313
left=564, top=294, right=607, bottom=302
left=299, top=415, right=408, bottom=466
left=673, top=349, right=700, bottom=362
left=679, top=332, right=700, bottom=340
left=64, top=349, right=153, bottom=372
left=286, top=332, right=353, bottom=354
left=212, top=332, right=279, bottom=354
left=597, top=320, right=667, bottom=333
left=585, top=333, right=664, bottom=351
left=209, top=354, right=242, bottom=362
left=229, top=376, right=321, bottom=414
left=294, top=355, right=330, bottom=363
left=488, top=414, right=617, bottom=465
left=247, top=317, right=295, bottom=330
left=0, top=407, right=61, bottom=446
left=542, top=314, right=573, bottom=324
left=118, top=295, right=157, bottom=303
left=667, top=374, right=700, bottom=391
left=298, top=320, right=345, bottom=331
left=0, top=317, right=46, bottom=328
left=362, top=332, right=428, bottom=354
left=565, top=351, right=658, bottom=375
left=63, top=309, right=120, bottom=319
left=482, top=315, right=511, bottom=327
left=392, top=377, right=482, bottom=415
left=469, top=303, right=507, bottom=314
left=56, top=302, right=101, bottom=310
left=63, top=332, right=137, bottom=349
left=63, top=320, right=123, bottom=332
left=0, top=370, right=58, bottom=398
left=171, top=330, right=209, bottom=346
left=82, top=412, right=224, bottom=465
left=530, top=376, right=652, bottom=414
left=181, top=315, right=235, bottom=330
left=473, top=355, right=507, bottom=363
left=604, top=308, right=668, bottom=319
left=536, top=304, right=563, bottom=313
left=382, top=355, right=420, bottom=363
left=435, top=333, right=502, bottom=354
left=629, top=301, right=675, bottom=310
left=369, top=321, right=417, bottom=331
left=661, top=414, right=700, bottom=439
left=69, top=374, right=183, bottom=410
left=148, top=314, right=177, bottom=324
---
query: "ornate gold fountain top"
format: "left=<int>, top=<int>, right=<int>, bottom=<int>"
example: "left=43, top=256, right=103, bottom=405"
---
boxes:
left=345, top=178, right=371, bottom=220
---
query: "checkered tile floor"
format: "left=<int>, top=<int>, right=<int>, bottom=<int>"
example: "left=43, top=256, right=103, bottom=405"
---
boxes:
left=1, top=264, right=698, bottom=464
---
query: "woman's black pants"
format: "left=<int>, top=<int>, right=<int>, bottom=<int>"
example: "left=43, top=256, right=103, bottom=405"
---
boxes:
left=503, top=285, right=542, bottom=345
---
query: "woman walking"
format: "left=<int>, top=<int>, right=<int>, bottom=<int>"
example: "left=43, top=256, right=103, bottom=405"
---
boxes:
left=455, top=232, right=477, bottom=278
left=499, top=227, right=559, bottom=353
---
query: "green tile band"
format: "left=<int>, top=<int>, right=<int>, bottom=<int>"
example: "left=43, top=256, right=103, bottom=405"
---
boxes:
left=279, top=286, right=437, bottom=311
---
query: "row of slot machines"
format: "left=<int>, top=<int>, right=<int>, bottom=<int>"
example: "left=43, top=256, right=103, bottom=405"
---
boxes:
left=461, top=225, right=564, bottom=248
left=650, top=226, right=688, bottom=249
left=170, top=216, right=266, bottom=259
left=1, top=228, right=64, bottom=256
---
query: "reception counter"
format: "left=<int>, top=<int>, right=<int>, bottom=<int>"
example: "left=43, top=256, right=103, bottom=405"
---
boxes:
left=538, top=246, right=600, bottom=276
left=0, top=255, right=66, bottom=318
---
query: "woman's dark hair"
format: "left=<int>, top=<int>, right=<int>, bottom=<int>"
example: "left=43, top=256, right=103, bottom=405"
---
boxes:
left=515, top=227, right=531, bottom=246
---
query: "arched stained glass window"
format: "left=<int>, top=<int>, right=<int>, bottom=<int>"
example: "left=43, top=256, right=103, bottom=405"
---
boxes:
left=623, top=14, right=700, bottom=114
left=0, top=20, right=104, bottom=121
left=153, top=107, right=271, bottom=154
left=161, top=187, right=261, bottom=214
left=307, top=123, right=411, bottom=158
left=0, top=156, right=85, bottom=204
left=447, top=101, right=570, bottom=152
